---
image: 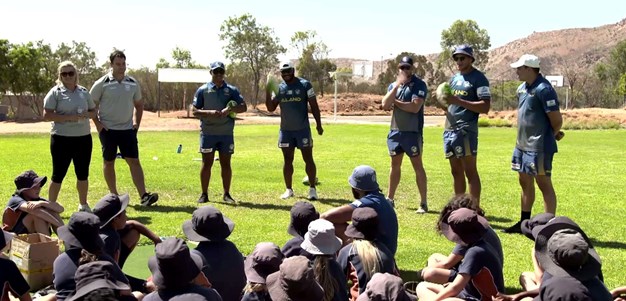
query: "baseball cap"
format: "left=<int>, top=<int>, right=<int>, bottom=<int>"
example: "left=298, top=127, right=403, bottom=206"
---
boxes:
left=452, top=45, right=474, bottom=59
left=279, top=61, right=294, bottom=71
left=510, top=54, right=540, bottom=68
left=398, top=56, right=414, bottom=67
left=210, top=61, right=225, bottom=71
left=348, top=165, right=380, bottom=192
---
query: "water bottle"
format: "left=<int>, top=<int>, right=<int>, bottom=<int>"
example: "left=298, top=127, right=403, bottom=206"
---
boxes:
left=177, top=144, right=182, bottom=153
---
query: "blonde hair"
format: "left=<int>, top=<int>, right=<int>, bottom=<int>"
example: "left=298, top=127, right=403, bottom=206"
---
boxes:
left=56, top=61, right=79, bottom=86
left=313, top=255, right=338, bottom=301
left=243, top=282, right=267, bottom=294
left=352, top=239, right=382, bottom=279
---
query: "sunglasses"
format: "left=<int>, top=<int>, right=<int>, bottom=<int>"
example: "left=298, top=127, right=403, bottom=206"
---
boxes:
left=453, top=56, right=467, bottom=62
left=399, top=65, right=411, bottom=71
left=60, top=71, right=76, bottom=77
left=212, top=69, right=225, bottom=75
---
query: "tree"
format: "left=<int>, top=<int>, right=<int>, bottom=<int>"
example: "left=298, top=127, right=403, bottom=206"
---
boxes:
left=377, top=53, right=446, bottom=103
left=54, top=41, right=100, bottom=87
left=438, top=20, right=491, bottom=71
left=290, top=30, right=335, bottom=96
left=219, top=14, right=286, bottom=108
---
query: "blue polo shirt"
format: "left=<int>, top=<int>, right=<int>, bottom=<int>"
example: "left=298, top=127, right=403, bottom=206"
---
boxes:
left=456, top=240, right=504, bottom=300
left=274, top=78, right=314, bottom=131
left=193, top=240, right=246, bottom=301
left=516, top=74, right=560, bottom=153
left=452, top=227, right=503, bottom=265
left=388, top=74, right=427, bottom=133
left=193, top=81, right=244, bottom=136
left=349, top=191, right=398, bottom=255
left=445, top=69, right=491, bottom=133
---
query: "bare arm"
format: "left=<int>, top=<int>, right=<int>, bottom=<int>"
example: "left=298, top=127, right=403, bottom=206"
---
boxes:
left=432, top=253, right=463, bottom=269
left=382, top=85, right=399, bottom=111
left=192, top=106, right=224, bottom=118
left=43, top=109, right=87, bottom=123
left=265, top=90, right=279, bottom=112
left=612, top=286, right=626, bottom=299
left=446, top=96, right=491, bottom=114
left=547, top=111, right=563, bottom=135
left=308, top=96, right=323, bottom=135
left=431, top=273, right=471, bottom=301
left=126, top=220, right=162, bottom=245
left=18, top=205, right=64, bottom=227
left=393, top=97, right=424, bottom=113
left=321, top=205, right=354, bottom=224
left=40, top=200, right=64, bottom=213
left=133, top=100, right=143, bottom=130
left=90, top=104, right=106, bottom=132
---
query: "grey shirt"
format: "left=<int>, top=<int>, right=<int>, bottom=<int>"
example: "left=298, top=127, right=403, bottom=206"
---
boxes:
left=90, top=73, right=142, bottom=130
left=389, top=75, right=427, bottom=133
left=43, top=85, right=95, bottom=136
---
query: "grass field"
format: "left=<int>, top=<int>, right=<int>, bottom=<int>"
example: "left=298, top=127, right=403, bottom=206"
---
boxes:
left=2, top=125, right=625, bottom=292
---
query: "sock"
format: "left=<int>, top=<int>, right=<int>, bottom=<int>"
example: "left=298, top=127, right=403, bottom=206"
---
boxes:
left=415, top=269, right=424, bottom=282
left=521, top=211, right=532, bottom=221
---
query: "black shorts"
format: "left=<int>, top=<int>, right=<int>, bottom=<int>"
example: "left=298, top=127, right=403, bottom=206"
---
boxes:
left=98, top=129, right=139, bottom=161
left=50, top=134, right=93, bottom=182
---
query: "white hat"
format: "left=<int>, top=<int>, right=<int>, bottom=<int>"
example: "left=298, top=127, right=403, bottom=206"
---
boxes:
left=510, top=54, right=540, bottom=68
left=279, top=61, right=294, bottom=71
left=300, top=219, right=342, bottom=255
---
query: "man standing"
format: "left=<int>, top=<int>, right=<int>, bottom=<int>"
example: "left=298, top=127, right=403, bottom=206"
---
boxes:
left=192, top=62, right=247, bottom=204
left=90, top=50, right=158, bottom=206
left=381, top=56, right=428, bottom=213
left=442, top=45, right=491, bottom=204
left=265, top=62, right=323, bottom=200
left=503, top=54, right=562, bottom=234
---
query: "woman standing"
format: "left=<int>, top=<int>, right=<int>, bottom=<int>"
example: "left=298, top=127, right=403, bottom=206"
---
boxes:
left=43, top=61, right=95, bottom=212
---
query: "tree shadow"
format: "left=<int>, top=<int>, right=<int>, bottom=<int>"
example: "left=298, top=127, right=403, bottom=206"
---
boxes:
left=130, top=204, right=197, bottom=215
left=590, top=238, right=626, bottom=250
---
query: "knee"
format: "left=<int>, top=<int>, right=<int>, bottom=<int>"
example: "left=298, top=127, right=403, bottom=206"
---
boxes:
left=421, top=267, right=441, bottom=282
left=103, top=160, right=115, bottom=167
left=125, top=158, right=141, bottom=167
left=450, top=167, right=464, bottom=178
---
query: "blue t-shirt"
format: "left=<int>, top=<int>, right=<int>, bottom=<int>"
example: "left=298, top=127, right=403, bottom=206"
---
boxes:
left=445, top=69, right=491, bottom=133
left=193, top=240, right=246, bottom=301
left=193, top=81, right=244, bottom=136
left=274, top=77, right=314, bottom=131
left=456, top=240, right=504, bottom=300
left=337, top=242, right=396, bottom=295
left=516, top=75, right=560, bottom=153
left=349, top=192, right=398, bottom=255
left=452, top=227, right=503, bottom=266
left=281, top=236, right=314, bottom=260
left=535, top=274, right=612, bottom=301
left=388, top=74, right=427, bottom=133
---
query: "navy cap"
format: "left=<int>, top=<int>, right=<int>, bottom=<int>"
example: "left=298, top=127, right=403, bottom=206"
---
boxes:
left=348, top=165, right=380, bottom=192
left=452, top=45, right=474, bottom=59
left=398, top=56, right=413, bottom=67
left=210, top=61, right=225, bottom=71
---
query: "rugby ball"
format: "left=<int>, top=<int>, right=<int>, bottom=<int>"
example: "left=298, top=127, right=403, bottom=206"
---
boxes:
left=266, top=74, right=279, bottom=95
left=227, top=100, right=237, bottom=118
left=436, top=82, right=452, bottom=108
left=302, top=176, right=319, bottom=186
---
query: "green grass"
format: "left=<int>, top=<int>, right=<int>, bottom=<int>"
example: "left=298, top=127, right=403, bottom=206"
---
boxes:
left=2, top=125, right=625, bottom=291
left=478, top=117, right=513, bottom=127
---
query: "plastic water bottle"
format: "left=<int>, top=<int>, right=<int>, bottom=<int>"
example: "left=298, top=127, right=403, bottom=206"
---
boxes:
left=177, top=144, right=182, bottom=153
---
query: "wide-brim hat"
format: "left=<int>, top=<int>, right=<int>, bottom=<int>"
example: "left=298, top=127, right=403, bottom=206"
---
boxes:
left=348, top=165, right=379, bottom=192
left=345, top=207, right=379, bottom=241
left=93, top=193, right=129, bottom=229
left=266, top=256, right=324, bottom=301
left=521, top=213, right=555, bottom=241
left=441, top=208, right=489, bottom=246
left=14, top=170, right=47, bottom=194
left=57, top=212, right=104, bottom=253
left=287, top=201, right=320, bottom=238
left=534, top=217, right=601, bottom=281
left=300, top=219, right=342, bottom=255
left=67, top=261, right=130, bottom=301
left=244, top=242, right=284, bottom=284
left=148, top=238, right=204, bottom=289
left=356, top=272, right=417, bottom=301
left=183, top=206, right=235, bottom=242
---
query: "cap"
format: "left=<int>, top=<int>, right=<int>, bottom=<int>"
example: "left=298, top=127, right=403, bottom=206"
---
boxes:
left=510, top=54, right=540, bottom=68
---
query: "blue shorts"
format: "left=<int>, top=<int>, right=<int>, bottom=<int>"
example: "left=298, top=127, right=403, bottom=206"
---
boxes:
left=199, top=134, right=234, bottom=154
left=278, top=129, right=312, bottom=149
left=387, top=130, right=422, bottom=157
left=511, top=147, right=553, bottom=176
left=443, top=129, right=478, bottom=158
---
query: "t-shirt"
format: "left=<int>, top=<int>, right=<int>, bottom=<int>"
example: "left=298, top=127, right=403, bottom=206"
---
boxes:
left=349, top=192, right=398, bottom=255
left=4, top=195, right=28, bottom=234
left=452, top=227, right=503, bottom=265
left=100, top=226, right=121, bottom=260
left=445, top=69, right=491, bottom=133
left=456, top=240, right=504, bottom=300
left=388, top=74, right=427, bottom=133
left=281, top=236, right=314, bottom=260
left=274, top=77, right=314, bottom=131
left=536, top=273, right=612, bottom=301
left=193, top=240, right=245, bottom=301
left=143, top=285, right=223, bottom=301
left=43, top=84, right=95, bottom=136
left=90, top=73, right=142, bottom=130
left=0, top=257, right=30, bottom=300
left=516, top=75, right=560, bottom=153
left=337, top=242, right=396, bottom=297
left=53, top=248, right=128, bottom=301
left=192, top=81, right=244, bottom=135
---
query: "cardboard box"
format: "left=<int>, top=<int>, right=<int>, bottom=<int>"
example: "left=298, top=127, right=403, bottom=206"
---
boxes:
left=10, top=233, right=60, bottom=291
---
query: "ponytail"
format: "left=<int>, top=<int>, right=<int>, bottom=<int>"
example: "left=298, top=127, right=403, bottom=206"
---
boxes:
left=352, top=239, right=382, bottom=279
left=313, top=255, right=338, bottom=301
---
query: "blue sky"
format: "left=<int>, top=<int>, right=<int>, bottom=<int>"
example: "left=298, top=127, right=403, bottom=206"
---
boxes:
left=2, top=0, right=624, bottom=68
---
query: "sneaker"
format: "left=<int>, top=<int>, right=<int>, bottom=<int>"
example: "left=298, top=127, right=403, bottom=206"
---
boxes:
left=307, top=187, right=318, bottom=200
left=141, top=192, right=159, bottom=206
left=502, top=220, right=523, bottom=234
left=77, top=204, right=92, bottom=213
left=197, top=193, right=209, bottom=204
left=386, top=197, right=395, bottom=208
left=223, top=193, right=236, bottom=204
left=416, top=202, right=428, bottom=214
left=280, top=189, right=294, bottom=199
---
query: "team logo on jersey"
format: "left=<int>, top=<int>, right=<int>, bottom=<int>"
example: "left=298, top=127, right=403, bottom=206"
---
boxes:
left=411, top=146, right=418, bottom=154
left=124, top=84, right=131, bottom=91
left=418, top=90, right=425, bottom=97
left=79, top=92, right=86, bottom=100
left=463, top=81, right=471, bottom=88
left=287, top=90, right=293, bottom=95
left=302, top=138, right=309, bottom=146
left=295, top=89, right=301, bottom=95
left=224, top=88, right=230, bottom=93
left=455, top=146, right=463, bottom=154
left=546, top=99, right=557, bottom=106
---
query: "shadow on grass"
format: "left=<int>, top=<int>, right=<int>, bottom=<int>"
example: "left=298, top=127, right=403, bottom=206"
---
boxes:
left=130, top=204, right=197, bottom=214
left=221, top=201, right=293, bottom=211
left=485, top=215, right=514, bottom=223
left=132, top=216, right=153, bottom=225
left=399, top=269, right=523, bottom=295
left=406, top=207, right=439, bottom=215
left=314, top=198, right=351, bottom=207
left=590, top=238, right=626, bottom=250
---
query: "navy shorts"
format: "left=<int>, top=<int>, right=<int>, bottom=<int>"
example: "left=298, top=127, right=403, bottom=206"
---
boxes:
left=200, top=134, right=234, bottom=154
left=511, top=147, right=554, bottom=176
left=443, top=129, right=478, bottom=158
left=99, top=129, right=139, bottom=161
left=278, top=129, right=312, bottom=149
left=387, top=130, right=422, bottom=157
